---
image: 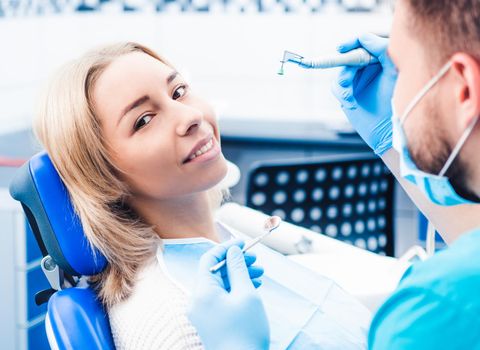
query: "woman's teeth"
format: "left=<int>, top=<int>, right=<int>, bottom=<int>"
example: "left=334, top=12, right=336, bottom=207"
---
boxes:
left=189, top=139, right=214, bottom=160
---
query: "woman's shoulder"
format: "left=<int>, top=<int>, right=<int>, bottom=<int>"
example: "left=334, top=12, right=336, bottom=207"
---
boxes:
left=108, top=258, right=182, bottom=329
left=108, top=255, right=203, bottom=350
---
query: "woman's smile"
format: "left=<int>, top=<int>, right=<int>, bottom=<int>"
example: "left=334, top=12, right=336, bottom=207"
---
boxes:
left=184, top=136, right=221, bottom=164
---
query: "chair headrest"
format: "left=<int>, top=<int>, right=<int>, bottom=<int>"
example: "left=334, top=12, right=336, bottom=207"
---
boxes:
left=9, top=151, right=107, bottom=276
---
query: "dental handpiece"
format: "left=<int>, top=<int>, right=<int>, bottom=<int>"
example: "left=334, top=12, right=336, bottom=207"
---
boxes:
left=278, top=48, right=378, bottom=75
left=209, top=216, right=282, bottom=273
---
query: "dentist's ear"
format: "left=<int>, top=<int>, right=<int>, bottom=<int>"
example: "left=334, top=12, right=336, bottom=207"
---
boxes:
left=451, top=53, right=480, bottom=130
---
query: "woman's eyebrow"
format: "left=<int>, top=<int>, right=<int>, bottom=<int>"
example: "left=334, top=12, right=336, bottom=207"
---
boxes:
left=118, top=95, right=150, bottom=125
left=167, top=70, right=179, bottom=84
left=117, top=71, right=179, bottom=126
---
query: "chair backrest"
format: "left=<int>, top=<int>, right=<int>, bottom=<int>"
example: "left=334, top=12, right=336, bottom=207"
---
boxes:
left=246, top=153, right=395, bottom=256
left=9, top=151, right=115, bottom=349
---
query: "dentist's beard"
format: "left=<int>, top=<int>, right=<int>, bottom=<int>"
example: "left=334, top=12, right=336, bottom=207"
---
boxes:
left=408, top=106, right=480, bottom=203
left=445, top=155, right=480, bottom=203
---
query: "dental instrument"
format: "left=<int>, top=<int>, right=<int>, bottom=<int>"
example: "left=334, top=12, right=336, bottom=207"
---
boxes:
left=209, top=216, right=282, bottom=273
left=278, top=48, right=378, bottom=75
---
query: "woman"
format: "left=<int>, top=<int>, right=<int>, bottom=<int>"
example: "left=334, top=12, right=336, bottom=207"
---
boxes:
left=35, top=42, right=371, bottom=349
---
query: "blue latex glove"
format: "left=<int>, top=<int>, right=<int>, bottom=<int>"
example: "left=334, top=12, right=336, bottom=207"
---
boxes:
left=187, top=239, right=270, bottom=350
left=331, top=33, right=398, bottom=156
left=220, top=249, right=264, bottom=291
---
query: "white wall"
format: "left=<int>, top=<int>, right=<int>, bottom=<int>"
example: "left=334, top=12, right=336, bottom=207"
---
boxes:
left=0, top=10, right=392, bottom=135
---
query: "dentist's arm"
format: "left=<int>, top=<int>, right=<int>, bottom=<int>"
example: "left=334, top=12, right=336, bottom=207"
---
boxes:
left=332, top=33, right=480, bottom=243
left=187, top=240, right=270, bottom=350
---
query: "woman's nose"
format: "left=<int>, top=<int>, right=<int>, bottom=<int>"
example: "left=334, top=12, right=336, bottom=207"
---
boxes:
left=176, top=105, right=204, bottom=136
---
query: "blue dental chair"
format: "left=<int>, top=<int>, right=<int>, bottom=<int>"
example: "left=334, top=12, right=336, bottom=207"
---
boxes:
left=9, top=152, right=115, bottom=350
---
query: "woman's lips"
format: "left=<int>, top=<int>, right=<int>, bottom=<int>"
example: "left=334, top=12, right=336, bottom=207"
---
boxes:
left=183, top=137, right=221, bottom=164
left=183, top=135, right=212, bottom=163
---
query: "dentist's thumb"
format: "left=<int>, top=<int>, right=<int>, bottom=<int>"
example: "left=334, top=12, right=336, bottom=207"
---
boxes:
left=226, top=246, right=255, bottom=294
left=357, top=33, right=388, bottom=57
left=358, top=33, right=396, bottom=71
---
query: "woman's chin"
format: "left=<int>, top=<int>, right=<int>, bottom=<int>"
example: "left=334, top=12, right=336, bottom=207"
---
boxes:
left=209, top=155, right=229, bottom=188
left=190, top=155, right=228, bottom=192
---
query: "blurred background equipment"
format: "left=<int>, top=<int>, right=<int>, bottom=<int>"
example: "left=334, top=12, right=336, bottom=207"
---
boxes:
left=246, top=154, right=395, bottom=256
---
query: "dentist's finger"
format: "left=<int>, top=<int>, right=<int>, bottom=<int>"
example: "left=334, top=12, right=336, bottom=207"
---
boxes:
left=248, top=265, right=264, bottom=280
left=337, top=37, right=362, bottom=53
left=226, top=246, right=255, bottom=294
left=199, top=239, right=245, bottom=271
left=357, top=33, right=389, bottom=57
left=252, top=278, right=263, bottom=289
left=244, top=251, right=257, bottom=267
left=219, top=262, right=263, bottom=280
left=332, top=67, right=358, bottom=110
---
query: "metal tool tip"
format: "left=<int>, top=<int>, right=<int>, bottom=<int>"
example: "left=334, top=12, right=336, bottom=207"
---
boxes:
left=278, top=61, right=285, bottom=75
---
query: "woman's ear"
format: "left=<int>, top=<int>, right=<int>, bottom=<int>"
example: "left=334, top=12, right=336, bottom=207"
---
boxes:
left=451, top=53, right=480, bottom=129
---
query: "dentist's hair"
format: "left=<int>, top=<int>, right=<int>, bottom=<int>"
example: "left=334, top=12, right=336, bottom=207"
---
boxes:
left=34, top=42, right=224, bottom=309
left=404, top=0, right=480, bottom=64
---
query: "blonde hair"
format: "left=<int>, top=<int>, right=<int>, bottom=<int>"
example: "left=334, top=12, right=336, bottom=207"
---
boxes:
left=34, top=42, right=224, bottom=308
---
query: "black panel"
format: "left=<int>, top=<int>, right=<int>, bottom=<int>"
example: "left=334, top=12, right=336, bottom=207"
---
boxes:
left=246, top=153, right=395, bottom=256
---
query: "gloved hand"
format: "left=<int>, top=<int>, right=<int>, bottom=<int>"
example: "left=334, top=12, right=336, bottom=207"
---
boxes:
left=221, top=247, right=264, bottom=291
left=187, top=239, right=270, bottom=350
left=331, top=33, right=398, bottom=156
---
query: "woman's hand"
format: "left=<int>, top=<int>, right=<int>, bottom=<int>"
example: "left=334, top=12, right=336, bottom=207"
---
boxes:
left=187, top=239, right=270, bottom=350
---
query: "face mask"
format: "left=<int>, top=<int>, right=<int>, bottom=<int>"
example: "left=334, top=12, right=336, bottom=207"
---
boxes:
left=392, top=61, right=479, bottom=206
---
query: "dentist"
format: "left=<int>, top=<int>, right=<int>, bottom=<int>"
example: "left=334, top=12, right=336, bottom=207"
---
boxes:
left=188, top=0, right=480, bottom=348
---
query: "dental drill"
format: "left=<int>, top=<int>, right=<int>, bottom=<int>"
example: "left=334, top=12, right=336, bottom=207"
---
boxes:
left=278, top=48, right=378, bottom=75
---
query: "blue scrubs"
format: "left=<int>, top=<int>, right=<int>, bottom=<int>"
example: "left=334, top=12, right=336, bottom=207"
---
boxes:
left=369, top=227, right=480, bottom=349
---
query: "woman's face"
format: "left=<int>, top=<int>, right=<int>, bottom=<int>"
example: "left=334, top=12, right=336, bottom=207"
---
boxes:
left=92, top=51, right=228, bottom=200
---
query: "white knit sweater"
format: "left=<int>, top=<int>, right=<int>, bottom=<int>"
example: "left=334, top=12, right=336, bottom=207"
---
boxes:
left=108, top=257, right=204, bottom=350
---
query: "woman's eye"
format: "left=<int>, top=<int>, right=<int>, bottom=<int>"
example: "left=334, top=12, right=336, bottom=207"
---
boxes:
left=173, top=85, right=187, bottom=100
left=134, top=114, right=153, bottom=131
